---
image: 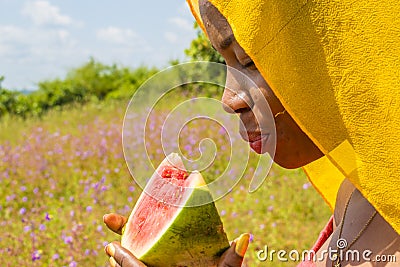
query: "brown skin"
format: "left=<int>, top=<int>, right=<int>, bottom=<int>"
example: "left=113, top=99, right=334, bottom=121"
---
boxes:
left=199, top=0, right=323, bottom=169
left=104, top=1, right=399, bottom=266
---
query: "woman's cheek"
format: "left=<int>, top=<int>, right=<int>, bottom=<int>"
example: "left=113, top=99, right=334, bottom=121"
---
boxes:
left=275, top=120, right=291, bottom=144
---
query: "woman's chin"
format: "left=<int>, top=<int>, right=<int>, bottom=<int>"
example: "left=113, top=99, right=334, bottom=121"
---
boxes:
left=273, top=154, right=307, bottom=169
left=275, top=161, right=302, bottom=169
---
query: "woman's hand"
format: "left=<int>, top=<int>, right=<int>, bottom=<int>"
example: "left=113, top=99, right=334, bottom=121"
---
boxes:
left=103, top=213, right=249, bottom=267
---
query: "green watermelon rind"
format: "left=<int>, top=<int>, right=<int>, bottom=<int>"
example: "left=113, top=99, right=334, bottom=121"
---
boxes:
left=137, top=186, right=230, bottom=267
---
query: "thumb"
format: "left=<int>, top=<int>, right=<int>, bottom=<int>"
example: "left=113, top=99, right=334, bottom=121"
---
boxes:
left=218, top=233, right=250, bottom=267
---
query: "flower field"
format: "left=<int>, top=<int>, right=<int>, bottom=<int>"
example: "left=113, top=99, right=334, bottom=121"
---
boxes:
left=0, top=100, right=331, bottom=266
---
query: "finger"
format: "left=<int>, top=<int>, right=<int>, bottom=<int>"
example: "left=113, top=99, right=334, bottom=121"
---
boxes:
left=105, top=242, right=147, bottom=267
left=103, top=213, right=128, bottom=235
left=109, top=257, right=121, bottom=267
left=218, top=233, right=250, bottom=267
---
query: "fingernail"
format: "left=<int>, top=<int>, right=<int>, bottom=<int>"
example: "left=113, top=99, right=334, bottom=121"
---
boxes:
left=105, top=243, right=115, bottom=257
left=109, top=256, right=117, bottom=267
left=235, top=233, right=250, bottom=257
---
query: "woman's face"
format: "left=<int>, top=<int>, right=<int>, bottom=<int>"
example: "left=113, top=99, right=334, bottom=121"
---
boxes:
left=200, top=0, right=323, bottom=169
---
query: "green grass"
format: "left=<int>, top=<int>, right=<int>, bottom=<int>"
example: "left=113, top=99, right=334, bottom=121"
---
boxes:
left=0, top=99, right=331, bottom=266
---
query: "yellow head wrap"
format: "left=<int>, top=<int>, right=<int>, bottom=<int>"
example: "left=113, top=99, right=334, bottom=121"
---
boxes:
left=187, top=0, right=400, bottom=234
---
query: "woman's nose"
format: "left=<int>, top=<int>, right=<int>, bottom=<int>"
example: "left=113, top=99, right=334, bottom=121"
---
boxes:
left=222, top=69, right=252, bottom=113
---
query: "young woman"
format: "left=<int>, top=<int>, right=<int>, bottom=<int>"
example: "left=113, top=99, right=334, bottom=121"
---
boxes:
left=104, top=0, right=400, bottom=266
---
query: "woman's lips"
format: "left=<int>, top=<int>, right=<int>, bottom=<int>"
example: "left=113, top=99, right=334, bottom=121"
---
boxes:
left=248, top=134, right=270, bottom=154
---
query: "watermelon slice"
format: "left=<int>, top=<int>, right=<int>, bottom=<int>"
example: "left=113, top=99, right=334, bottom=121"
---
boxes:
left=121, top=153, right=230, bottom=267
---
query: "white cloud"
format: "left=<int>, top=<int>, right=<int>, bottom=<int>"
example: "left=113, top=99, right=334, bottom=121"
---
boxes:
left=168, top=17, right=193, bottom=31
left=96, top=26, right=143, bottom=46
left=21, top=0, right=73, bottom=26
left=0, top=25, right=25, bottom=43
left=0, top=24, right=77, bottom=61
left=0, top=23, right=82, bottom=89
left=164, top=32, right=178, bottom=44
left=166, top=17, right=194, bottom=44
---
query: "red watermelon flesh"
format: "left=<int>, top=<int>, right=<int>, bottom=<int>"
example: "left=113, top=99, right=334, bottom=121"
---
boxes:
left=123, top=155, right=190, bottom=253
left=121, top=153, right=229, bottom=267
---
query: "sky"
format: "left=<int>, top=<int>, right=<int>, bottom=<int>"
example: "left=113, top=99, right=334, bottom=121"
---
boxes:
left=0, top=0, right=198, bottom=90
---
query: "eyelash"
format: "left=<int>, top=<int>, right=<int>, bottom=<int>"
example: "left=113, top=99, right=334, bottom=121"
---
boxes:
left=244, top=60, right=255, bottom=68
left=239, top=59, right=256, bottom=71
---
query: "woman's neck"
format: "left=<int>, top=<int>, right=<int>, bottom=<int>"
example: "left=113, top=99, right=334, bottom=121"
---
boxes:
left=326, top=178, right=400, bottom=266
left=333, top=178, right=356, bottom=228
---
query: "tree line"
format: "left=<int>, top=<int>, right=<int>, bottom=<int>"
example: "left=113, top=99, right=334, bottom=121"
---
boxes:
left=0, top=60, right=158, bottom=118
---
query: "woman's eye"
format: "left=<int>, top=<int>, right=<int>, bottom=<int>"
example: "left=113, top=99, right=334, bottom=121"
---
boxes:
left=243, top=60, right=256, bottom=69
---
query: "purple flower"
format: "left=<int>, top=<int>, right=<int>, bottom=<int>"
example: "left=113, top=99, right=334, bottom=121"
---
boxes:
left=20, top=186, right=27, bottom=192
left=127, top=197, right=133, bottom=203
left=39, top=224, right=46, bottom=231
left=45, top=213, right=52, bottom=221
left=86, top=206, right=93, bottom=212
left=22, top=196, right=28, bottom=202
left=19, top=207, right=26, bottom=215
left=24, top=225, right=31, bottom=232
left=268, top=205, right=274, bottom=212
left=220, top=210, right=226, bottom=216
left=69, top=261, right=77, bottom=267
left=249, top=233, right=254, bottom=242
left=63, top=236, right=73, bottom=244
left=96, top=225, right=103, bottom=232
left=259, top=224, right=265, bottom=230
left=269, top=195, right=275, bottom=200
left=6, top=194, right=15, bottom=202
left=85, top=249, right=90, bottom=255
left=303, top=183, right=311, bottom=190
left=271, top=222, right=277, bottom=228
left=93, top=182, right=100, bottom=190
left=52, top=253, right=60, bottom=260
left=31, top=250, right=41, bottom=261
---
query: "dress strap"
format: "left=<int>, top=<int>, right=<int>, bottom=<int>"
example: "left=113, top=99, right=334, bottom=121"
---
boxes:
left=297, top=215, right=334, bottom=267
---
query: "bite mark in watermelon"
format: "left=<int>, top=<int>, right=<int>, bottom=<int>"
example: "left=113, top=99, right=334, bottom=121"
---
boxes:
left=121, top=153, right=229, bottom=267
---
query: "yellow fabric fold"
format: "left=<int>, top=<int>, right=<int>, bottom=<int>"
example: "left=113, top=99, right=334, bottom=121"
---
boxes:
left=187, top=0, right=400, bottom=234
